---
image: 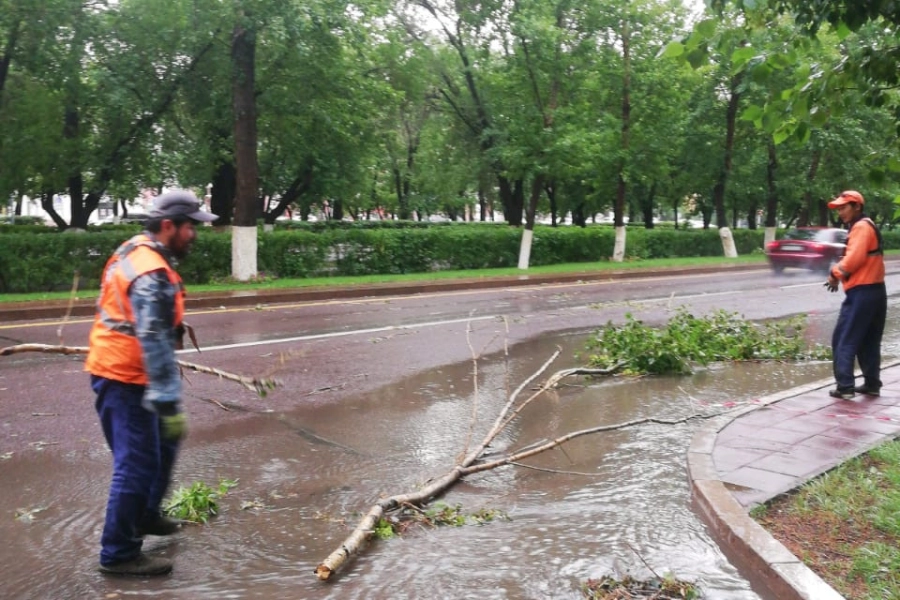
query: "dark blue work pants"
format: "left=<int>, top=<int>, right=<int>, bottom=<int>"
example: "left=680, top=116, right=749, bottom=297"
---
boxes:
left=91, top=376, right=179, bottom=565
left=832, top=283, right=887, bottom=392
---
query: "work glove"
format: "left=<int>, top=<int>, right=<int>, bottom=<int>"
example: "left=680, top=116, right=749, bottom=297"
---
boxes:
left=152, top=401, right=187, bottom=441
left=823, top=279, right=839, bottom=293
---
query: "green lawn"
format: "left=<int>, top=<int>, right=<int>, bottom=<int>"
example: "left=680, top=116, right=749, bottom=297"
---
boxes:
left=0, top=254, right=768, bottom=304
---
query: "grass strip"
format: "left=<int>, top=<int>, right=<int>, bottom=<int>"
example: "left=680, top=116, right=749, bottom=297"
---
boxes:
left=0, top=255, right=766, bottom=304
left=753, top=439, right=900, bottom=600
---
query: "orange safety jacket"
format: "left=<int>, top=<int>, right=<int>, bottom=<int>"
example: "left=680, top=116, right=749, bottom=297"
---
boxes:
left=85, top=234, right=185, bottom=384
left=831, top=217, right=884, bottom=293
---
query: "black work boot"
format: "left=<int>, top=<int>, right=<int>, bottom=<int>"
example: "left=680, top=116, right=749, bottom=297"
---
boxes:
left=853, top=384, right=881, bottom=397
left=98, top=553, right=173, bottom=576
left=137, top=515, right=184, bottom=536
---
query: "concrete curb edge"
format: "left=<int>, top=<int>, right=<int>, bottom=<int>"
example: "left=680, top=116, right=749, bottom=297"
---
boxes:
left=686, top=361, right=900, bottom=600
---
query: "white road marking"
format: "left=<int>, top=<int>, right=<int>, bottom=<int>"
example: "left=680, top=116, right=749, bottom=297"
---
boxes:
left=183, top=314, right=500, bottom=354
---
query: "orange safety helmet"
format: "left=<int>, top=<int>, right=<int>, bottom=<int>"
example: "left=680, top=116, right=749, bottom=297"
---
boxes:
left=827, top=190, right=865, bottom=208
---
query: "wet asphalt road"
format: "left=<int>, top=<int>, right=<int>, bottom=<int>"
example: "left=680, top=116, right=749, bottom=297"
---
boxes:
left=5, top=263, right=900, bottom=599
left=4, top=263, right=900, bottom=457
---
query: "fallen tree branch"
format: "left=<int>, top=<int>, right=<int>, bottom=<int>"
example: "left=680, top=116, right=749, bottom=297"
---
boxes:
left=314, top=354, right=711, bottom=581
left=0, top=343, right=278, bottom=396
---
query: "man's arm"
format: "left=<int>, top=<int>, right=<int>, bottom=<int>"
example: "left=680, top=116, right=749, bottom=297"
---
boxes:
left=833, top=224, right=876, bottom=281
left=130, top=270, right=181, bottom=409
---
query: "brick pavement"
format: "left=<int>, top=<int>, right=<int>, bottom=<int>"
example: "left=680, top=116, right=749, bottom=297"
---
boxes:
left=689, top=361, right=900, bottom=600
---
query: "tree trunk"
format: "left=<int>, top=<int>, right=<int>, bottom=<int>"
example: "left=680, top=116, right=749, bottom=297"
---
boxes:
left=263, top=166, right=313, bottom=225
left=713, top=71, right=743, bottom=229
left=211, top=161, right=236, bottom=226
left=517, top=175, right=545, bottom=269
left=498, top=176, right=523, bottom=226
left=231, top=18, right=259, bottom=280
left=764, top=141, right=779, bottom=228
left=572, top=203, right=586, bottom=227
left=40, top=192, right=67, bottom=229
left=614, top=19, right=630, bottom=232
left=232, top=21, right=259, bottom=228
left=545, top=180, right=557, bottom=227
left=0, top=18, right=20, bottom=98
left=478, top=187, right=487, bottom=222
left=641, top=182, right=656, bottom=229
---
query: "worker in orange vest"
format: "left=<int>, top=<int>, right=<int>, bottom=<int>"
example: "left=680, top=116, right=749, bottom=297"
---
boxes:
left=86, top=190, right=217, bottom=576
left=824, top=190, right=886, bottom=400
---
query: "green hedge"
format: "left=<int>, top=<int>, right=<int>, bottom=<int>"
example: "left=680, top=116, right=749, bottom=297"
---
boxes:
left=5, top=224, right=898, bottom=294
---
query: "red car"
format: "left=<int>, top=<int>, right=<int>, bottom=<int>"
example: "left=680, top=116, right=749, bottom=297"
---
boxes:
left=765, top=227, right=847, bottom=274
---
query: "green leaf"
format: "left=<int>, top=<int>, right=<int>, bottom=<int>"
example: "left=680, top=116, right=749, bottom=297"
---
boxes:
left=750, top=62, right=773, bottom=83
left=773, top=128, right=790, bottom=145
left=659, top=41, right=685, bottom=59
left=686, top=48, right=708, bottom=69
left=835, top=21, right=852, bottom=40
left=810, top=106, right=830, bottom=127
left=761, top=107, right=783, bottom=133
left=791, top=97, right=809, bottom=119
left=888, top=158, right=900, bottom=173
left=731, top=46, right=756, bottom=69
left=868, top=168, right=886, bottom=185
left=740, top=105, right=764, bottom=122
left=793, top=122, right=811, bottom=145
left=695, top=19, right=717, bottom=39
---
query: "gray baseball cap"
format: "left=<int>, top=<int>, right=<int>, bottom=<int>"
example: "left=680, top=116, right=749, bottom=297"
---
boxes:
left=149, top=190, right=218, bottom=223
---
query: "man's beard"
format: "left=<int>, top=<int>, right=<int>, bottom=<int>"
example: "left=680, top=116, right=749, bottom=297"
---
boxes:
left=170, top=242, right=190, bottom=260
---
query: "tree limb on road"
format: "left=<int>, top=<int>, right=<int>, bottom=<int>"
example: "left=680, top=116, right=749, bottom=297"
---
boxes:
left=314, top=347, right=698, bottom=581
left=0, top=343, right=279, bottom=396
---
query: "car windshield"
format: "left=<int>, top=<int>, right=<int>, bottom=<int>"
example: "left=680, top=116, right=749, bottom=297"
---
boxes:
left=784, top=229, right=826, bottom=242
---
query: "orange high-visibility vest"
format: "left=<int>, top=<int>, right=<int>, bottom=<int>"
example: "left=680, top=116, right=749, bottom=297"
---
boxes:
left=833, top=217, right=885, bottom=292
left=85, top=234, right=185, bottom=384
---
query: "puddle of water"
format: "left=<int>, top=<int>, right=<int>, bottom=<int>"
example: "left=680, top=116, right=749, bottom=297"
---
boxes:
left=2, top=310, right=892, bottom=600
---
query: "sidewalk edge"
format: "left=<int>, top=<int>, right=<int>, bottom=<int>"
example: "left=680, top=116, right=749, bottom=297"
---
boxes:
left=687, top=378, right=848, bottom=600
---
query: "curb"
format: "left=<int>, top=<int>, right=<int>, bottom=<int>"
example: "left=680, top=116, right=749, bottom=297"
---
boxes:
left=687, top=378, right=846, bottom=600
left=685, top=355, right=900, bottom=600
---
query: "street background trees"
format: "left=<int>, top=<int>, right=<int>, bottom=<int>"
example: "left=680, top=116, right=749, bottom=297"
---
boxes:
left=2, top=0, right=899, bottom=273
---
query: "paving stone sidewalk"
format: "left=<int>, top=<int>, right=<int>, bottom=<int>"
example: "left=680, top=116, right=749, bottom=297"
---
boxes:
left=689, top=361, right=900, bottom=600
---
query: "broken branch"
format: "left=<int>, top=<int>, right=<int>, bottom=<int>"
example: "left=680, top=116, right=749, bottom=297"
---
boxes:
left=314, top=353, right=707, bottom=582
left=0, top=343, right=278, bottom=396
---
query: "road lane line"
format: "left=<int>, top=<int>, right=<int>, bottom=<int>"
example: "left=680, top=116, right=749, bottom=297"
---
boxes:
left=0, top=270, right=766, bottom=331
left=4, top=266, right=886, bottom=332
left=179, top=314, right=501, bottom=354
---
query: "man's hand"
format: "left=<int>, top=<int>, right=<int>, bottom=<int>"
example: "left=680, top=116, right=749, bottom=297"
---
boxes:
left=152, top=401, right=187, bottom=441
left=160, top=413, right=187, bottom=441
left=824, top=277, right=839, bottom=293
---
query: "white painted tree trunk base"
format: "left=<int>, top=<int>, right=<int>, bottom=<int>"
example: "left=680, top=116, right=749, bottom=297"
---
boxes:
left=764, top=226, right=776, bottom=247
left=517, top=228, right=533, bottom=270
left=613, top=226, right=626, bottom=262
left=719, top=226, right=738, bottom=258
left=232, top=226, right=258, bottom=281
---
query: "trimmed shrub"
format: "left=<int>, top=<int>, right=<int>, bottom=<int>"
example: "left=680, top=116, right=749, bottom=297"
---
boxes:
left=0, top=224, right=769, bottom=294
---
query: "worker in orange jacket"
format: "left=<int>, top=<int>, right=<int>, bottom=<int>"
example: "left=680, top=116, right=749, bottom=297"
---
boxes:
left=86, top=191, right=217, bottom=576
left=824, top=190, right=886, bottom=400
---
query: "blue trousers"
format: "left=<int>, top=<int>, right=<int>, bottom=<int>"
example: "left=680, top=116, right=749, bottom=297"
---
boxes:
left=91, top=376, right=179, bottom=565
left=832, top=283, right=887, bottom=392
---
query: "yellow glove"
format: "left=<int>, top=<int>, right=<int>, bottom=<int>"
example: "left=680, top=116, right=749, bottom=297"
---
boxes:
left=152, top=402, right=187, bottom=441
left=160, top=413, right=187, bottom=441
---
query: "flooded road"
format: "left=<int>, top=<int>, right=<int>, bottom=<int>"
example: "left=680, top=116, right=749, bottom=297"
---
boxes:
left=2, top=267, right=900, bottom=599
